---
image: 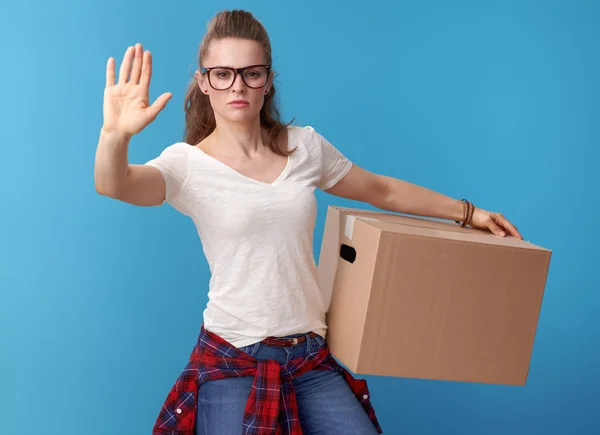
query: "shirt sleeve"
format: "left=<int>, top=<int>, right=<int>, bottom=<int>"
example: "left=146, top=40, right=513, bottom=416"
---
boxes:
left=311, top=127, right=353, bottom=190
left=144, top=142, right=190, bottom=205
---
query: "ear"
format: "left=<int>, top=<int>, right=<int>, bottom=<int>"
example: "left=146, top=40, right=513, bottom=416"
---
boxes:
left=265, top=70, right=275, bottom=93
left=195, top=70, right=209, bottom=94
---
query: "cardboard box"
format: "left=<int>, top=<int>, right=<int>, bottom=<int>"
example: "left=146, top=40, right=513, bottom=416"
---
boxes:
left=317, top=206, right=551, bottom=386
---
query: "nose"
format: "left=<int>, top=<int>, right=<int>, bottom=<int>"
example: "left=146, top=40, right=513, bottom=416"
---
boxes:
left=231, top=71, right=247, bottom=92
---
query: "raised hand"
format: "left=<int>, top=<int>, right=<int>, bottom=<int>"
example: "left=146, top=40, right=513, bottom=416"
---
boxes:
left=102, top=43, right=172, bottom=137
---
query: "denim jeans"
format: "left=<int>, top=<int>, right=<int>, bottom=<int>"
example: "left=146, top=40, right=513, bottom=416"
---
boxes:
left=195, top=332, right=379, bottom=435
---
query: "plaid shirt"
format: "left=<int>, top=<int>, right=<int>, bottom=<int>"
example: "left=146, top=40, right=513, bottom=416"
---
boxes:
left=152, top=325, right=382, bottom=434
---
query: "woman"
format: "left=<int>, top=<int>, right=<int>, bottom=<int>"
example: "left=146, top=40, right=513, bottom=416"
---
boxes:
left=94, top=9, right=521, bottom=435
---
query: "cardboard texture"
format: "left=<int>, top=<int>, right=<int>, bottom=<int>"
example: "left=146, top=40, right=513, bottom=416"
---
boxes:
left=317, top=206, right=551, bottom=386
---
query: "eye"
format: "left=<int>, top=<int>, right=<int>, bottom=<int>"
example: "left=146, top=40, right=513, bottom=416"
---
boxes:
left=245, top=69, right=264, bottom=78
left=213, top=69, right=232, bottom=79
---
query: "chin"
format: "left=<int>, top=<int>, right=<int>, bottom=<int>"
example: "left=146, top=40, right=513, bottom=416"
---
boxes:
left=219, top=108, right=261, bottom=123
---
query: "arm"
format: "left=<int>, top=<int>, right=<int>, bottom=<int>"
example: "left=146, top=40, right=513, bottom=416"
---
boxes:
left=94, top=128, right=166, bottom=206
left=94, top=43, right=172, bottom=206
left=325, top=164, right=523, bottom=239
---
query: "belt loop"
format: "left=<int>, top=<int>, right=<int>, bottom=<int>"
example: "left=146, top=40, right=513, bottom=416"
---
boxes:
left=304, top=333, right=311, bottom=353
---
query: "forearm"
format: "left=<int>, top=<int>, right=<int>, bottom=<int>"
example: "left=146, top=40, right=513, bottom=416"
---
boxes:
left=94, top=127, right=132, bottom=197
left=376, top=175, right=464, bottom=222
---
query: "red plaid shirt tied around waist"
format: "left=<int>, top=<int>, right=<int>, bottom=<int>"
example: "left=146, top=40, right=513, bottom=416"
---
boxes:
left=152, top=325, right=382, bottom=434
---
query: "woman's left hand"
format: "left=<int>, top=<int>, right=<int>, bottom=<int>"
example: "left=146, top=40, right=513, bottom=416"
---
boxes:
left=470, top=208, right=523, bottom=239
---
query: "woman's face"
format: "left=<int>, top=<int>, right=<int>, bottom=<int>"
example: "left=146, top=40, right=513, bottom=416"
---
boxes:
left=196, top=37, right=273, bottom=124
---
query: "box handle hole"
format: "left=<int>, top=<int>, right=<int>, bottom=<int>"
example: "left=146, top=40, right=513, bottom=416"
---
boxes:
left=340, top=244, right=357, bottom=263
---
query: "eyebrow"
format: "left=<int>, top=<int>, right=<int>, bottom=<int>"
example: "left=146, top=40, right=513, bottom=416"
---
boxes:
left=205, top=64, right=267, bottom=69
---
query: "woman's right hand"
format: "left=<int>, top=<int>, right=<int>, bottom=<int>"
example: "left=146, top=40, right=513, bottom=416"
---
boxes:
left=102, top=43, right=172, bottom=137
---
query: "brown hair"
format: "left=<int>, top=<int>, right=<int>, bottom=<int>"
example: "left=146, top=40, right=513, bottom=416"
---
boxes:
left=183, top=9, right=294, bottom=156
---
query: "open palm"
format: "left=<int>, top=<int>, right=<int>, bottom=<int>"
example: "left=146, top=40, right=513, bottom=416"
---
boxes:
left=103, top=43, right=172, bottom=137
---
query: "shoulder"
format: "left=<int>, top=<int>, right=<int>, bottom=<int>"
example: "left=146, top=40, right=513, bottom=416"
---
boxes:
left=286, top=125, right=325, bottom=154
left=287, top=124, right=343, bottom=156
left=151, top=142, right=191, bottom=162
left=145, top=142, right=191, bottom=170
left=287, top=124, right=319, bottom=140
left=159, top=142, right=191, bottom=156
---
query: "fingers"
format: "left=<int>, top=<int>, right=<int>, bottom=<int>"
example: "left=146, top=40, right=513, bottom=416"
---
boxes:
left=140, top=50, right=152, bottom=86
left=106, top=57, right=115, bottom=87
left=114, top=44, right=151, bottom=86
left=487, top=219, right=506, bottom=238
left=130, top=43, right=144, bottom=84
left=118, top=46, right=135, bottom=84
left=474, top=209, right=524, bottom=240
left=147, top=92, right=173, bottom=119
left=495, top=214, right=523, bottom=240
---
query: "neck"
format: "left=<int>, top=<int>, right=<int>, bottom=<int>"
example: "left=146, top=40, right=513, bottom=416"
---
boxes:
left=212, top=116, right=264, bottom=158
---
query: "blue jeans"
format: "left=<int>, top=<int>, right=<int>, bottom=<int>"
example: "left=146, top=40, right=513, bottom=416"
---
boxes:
left=195, top=332, right=379, bottom=435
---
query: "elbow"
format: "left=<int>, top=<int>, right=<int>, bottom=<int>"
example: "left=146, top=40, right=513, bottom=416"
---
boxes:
left=95, top=182, right=111, bottom=197
left=95, top=184, right=113, bottom=199
left=94, top=168, right=126, bottom=200
left=95, top=179, right=122, bottom=200
left=369, top=175, right=393, bottom=209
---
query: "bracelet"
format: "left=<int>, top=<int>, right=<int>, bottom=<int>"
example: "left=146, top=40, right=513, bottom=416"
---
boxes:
left=465, top=200, right=474, bottom=227
left=455, top=199, right=467, bottom=226
left=456, top=199, right=475, bottom=227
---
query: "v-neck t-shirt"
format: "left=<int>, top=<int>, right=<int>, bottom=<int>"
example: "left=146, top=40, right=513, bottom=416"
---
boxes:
left=144, top=125, right=353, bottom=347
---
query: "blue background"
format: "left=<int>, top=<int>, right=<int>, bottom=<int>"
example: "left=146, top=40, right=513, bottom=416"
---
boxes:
left=1, top=0, right=598, bottom=434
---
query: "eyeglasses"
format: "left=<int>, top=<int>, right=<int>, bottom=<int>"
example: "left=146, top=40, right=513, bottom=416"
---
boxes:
left=200, top=64, right=271, bottom=90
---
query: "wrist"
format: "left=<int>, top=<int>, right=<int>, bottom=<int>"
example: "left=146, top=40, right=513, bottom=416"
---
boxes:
left=454, top=198, right=475, bottom=227
left=452, top=198, right=465, bottom=222
left=100, top=126, right=132, bottom=141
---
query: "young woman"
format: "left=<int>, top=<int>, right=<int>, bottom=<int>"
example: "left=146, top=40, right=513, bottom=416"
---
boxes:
left=94, top=9, right=522, bottom=435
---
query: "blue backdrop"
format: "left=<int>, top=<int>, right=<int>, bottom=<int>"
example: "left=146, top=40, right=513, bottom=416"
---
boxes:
left=1, top=1, right=598, bottom=434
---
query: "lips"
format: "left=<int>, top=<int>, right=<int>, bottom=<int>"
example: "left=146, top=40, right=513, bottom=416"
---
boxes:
left=229, top=100, right=249, bottom=105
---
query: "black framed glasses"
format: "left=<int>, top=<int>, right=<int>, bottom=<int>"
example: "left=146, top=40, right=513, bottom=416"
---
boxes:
left=200, top=64, right=271, bottom=90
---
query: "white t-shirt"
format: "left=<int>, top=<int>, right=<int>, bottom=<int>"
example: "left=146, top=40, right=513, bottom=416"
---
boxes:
left=144, top=125, right=352, bottom=347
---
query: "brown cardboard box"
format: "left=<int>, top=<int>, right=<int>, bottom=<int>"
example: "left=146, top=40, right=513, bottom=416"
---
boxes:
left=317, top=206, right=551, bottom=386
